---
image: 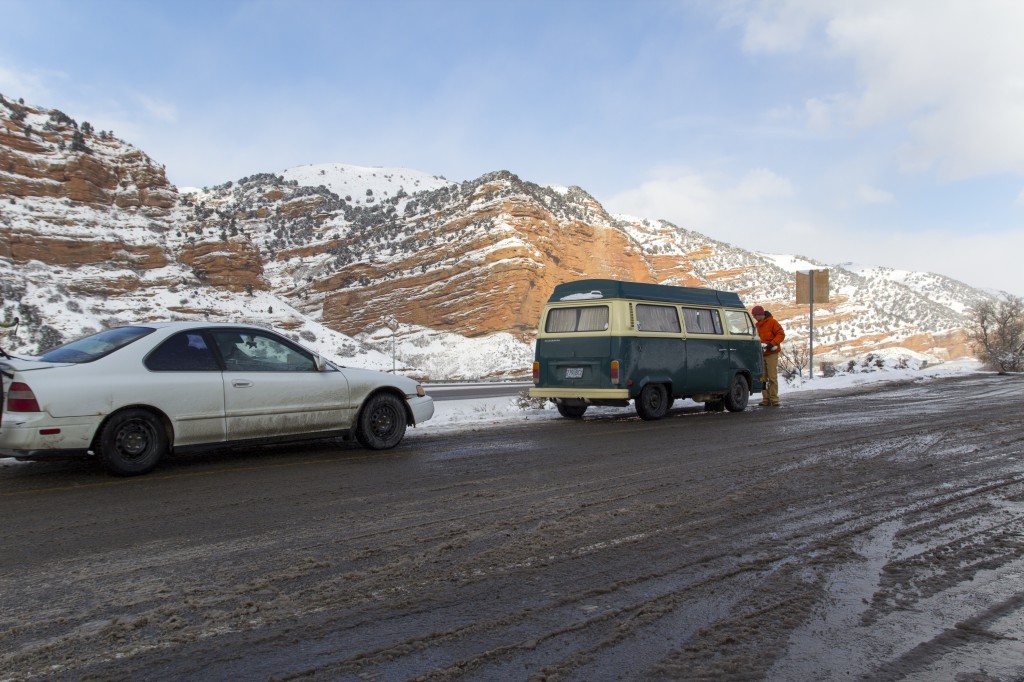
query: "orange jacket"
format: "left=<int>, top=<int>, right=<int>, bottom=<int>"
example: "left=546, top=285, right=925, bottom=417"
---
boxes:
left=756, top=313, right=785, bottom=355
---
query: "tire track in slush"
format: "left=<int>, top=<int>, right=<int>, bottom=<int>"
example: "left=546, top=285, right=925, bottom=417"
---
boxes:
left=1, top=374, right=1023, bottom=680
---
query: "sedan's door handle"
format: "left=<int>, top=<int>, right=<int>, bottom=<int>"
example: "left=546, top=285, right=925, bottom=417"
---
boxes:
left=232, top=379, right=253, bottom=388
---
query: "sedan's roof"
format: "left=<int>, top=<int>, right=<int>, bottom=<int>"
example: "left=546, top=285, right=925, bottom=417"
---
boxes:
left=136, top=321, right=272, bottom=330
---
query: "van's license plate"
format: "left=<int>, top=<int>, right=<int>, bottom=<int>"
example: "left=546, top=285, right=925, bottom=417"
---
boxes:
left=565, top=367, right=584, bottom=379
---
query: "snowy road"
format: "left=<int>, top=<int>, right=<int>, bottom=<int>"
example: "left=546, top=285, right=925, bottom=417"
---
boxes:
left=2, top=372, right=1023, bottom=680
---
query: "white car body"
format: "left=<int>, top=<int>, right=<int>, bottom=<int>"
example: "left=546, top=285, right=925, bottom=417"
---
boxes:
left=0, top=321, right=433, bottom=475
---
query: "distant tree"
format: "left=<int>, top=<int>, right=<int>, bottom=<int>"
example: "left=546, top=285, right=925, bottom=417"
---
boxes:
left=70, top=130, right=88, bottom=153
left=779, top=344, right=809, bottom=380
left=81, top=121, right=94, bottom=134
left=968, top=295, right=1024, bottom=373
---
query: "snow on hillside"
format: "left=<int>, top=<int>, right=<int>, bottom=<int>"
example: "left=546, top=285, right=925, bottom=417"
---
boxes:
left=358, top=324, right=534, bottom=381
left=836, top=262, right=990, bottom=314
left=758, top=253, right=823, bottom=273
left=281, top=163, right=453, bottom=204
left=0, top=257, right=400, bottom=372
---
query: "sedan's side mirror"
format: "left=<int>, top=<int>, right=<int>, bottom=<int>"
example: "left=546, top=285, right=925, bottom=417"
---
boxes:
left=314, top=354, right=327, bottom=371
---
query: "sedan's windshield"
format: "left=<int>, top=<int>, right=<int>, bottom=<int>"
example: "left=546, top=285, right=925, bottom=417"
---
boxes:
left=39, top=326, right=155, bottom=363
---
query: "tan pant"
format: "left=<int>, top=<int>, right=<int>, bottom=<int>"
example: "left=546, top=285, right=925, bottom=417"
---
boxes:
left=762, top=352, right=780, bottom=405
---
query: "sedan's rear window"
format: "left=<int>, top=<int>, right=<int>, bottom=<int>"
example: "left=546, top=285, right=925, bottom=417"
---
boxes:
left=39, top=326, right=155, bottom=363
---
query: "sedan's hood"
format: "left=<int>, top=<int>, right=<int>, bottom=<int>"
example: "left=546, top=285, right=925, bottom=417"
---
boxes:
left=339, top=366, right=421, bottom=394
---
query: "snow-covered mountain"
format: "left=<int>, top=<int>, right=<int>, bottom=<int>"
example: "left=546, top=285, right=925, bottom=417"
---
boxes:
left=0, top=95, right=1002, bottom=378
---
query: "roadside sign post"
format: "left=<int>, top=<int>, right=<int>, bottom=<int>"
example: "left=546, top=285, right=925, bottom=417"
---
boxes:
left=795, top=269, right=830, bottom=379
left=382, top=316, right=399, bottom=373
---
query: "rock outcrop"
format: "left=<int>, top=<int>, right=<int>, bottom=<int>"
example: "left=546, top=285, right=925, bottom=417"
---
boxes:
left=0, top=95, right=995, bottom=371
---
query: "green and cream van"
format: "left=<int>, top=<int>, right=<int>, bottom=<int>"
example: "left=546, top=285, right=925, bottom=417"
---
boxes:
left=529, top=279, right=765, bottom=420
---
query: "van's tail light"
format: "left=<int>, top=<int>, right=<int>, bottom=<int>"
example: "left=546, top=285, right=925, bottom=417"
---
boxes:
left=610, top=360, right=620, bottom=385
left=532, top=361, right=540, bottom=384
left=7, top=382, right=41, bottom=412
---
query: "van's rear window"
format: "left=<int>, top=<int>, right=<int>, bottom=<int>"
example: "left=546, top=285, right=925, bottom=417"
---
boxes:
left=545, top=306, right=609, bottom=333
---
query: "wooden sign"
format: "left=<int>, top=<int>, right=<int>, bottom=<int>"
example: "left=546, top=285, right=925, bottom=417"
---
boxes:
left=795, top=269, right=830, bottom=304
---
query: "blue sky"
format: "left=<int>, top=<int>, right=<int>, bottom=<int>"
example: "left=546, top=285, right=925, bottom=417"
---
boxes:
left=3, top=0, right=1024, bottom=296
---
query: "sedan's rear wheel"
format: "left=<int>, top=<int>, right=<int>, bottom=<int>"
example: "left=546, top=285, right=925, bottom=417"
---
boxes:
left=97, top=408, right=167, bottom=476
left=356, top=393, right=408, bottom=450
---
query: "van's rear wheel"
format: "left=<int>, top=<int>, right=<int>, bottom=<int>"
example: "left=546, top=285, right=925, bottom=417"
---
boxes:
left=556, top=401, right=588, bottom=419
left=723, top=374, right=750, bottom=412
left=635, top=383, right=669, bottom=420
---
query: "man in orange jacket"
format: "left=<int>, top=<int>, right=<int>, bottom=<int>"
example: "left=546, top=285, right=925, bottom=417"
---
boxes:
left=752, top=305, right=785, bottom=406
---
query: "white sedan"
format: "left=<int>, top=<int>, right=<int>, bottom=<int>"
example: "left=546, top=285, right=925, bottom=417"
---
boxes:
left=0, top=321, right=434, bottom=475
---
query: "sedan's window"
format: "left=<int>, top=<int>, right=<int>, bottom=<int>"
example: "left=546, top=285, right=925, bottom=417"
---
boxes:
left=39, top=326, right=155, bottom=363
left=212, top=330, right=316, bottom=372
left=145, top=333, right=220, bottom=371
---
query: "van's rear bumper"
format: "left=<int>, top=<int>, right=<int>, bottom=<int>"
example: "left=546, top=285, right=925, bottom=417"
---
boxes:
left=529, top=388, right=631, bottom=400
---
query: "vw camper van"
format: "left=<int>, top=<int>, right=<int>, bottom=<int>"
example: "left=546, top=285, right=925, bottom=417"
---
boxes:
left=529, top=279, right=765, bottom=419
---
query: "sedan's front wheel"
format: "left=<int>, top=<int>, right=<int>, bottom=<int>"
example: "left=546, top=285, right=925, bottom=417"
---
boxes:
left=97, top=408, right=168, bottom=476
left=356, top=393, right=408, bottom=450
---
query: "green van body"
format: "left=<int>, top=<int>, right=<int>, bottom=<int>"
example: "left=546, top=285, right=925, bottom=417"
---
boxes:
left=529, top=279, right=766, bottom=420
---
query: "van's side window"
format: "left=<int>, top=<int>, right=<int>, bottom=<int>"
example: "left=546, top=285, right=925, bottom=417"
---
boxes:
left=724, top=310, right=755, bottom=335
left=682, top=307, right=723, bottom=335
left=545, top=306, right=609, bottom=333
left=636, top=304, right=681, bottom=333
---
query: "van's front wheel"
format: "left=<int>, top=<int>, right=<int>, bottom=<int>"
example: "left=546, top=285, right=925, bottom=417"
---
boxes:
left=635, top=383, right=669, bottom=420
left=723, top=374, right=750, bottom=412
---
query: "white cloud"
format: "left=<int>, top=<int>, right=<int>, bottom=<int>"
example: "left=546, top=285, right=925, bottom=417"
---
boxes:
left=135, top=94, right=178, bottom=124
left=722, top=0, right=830, bottom=54
left=602, top=166, right=805, bottom=254
left=728, top=168, right=795, bottom=202
left=856, top=184, right=893, bottom=205
left=724, top=1, right=1024, bottom=179
left=603, top=168, right=720, bottom=230
left=603, top=164, right=1024, bottom=295
left=0, top=64, right=65, bottom=105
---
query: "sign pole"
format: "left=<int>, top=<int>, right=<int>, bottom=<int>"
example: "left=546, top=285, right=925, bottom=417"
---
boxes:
left=808, top=270, right=814, bottom=380
left=796, top=268, right=828, bottom=382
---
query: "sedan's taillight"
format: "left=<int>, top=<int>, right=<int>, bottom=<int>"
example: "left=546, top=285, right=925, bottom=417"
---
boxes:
left=7, top=382, right=41, bottom=412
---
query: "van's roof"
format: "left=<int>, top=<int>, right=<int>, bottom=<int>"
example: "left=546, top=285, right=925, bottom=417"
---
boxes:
left=547, top=279, right=747, bottom=308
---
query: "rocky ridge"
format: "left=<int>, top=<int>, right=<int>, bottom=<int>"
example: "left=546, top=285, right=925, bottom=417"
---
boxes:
left=0, top=95, right=995, bottom=378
